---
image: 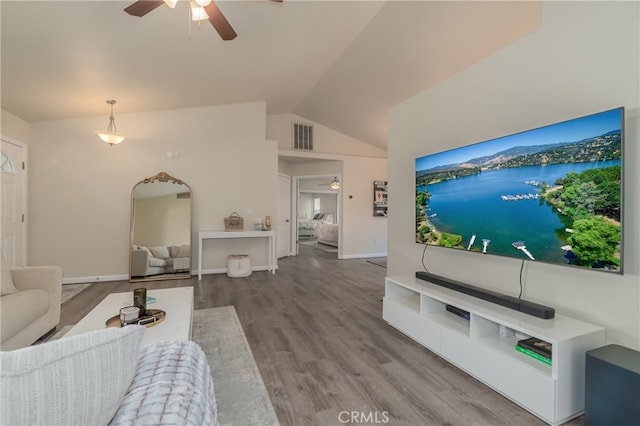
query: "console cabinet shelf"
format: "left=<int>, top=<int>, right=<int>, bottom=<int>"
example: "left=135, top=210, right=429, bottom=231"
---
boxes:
left=383, top=275, right=605, bottom=425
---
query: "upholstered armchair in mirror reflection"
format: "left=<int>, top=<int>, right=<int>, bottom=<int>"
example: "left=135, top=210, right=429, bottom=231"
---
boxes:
left=131, top=244, right=191, bottom=278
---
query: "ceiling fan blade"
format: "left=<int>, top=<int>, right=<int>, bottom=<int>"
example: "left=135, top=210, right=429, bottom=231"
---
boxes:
left=204, top=1, right=237, bottom=41
left=124, top=1, right=165, bottom=17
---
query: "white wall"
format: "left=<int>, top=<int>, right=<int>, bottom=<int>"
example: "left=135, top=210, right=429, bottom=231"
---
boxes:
left=340, top=156, right=388, bottom=258
left=297, top=192, right=337, bottom=219
left=28, top=102, right=278, bottom=281
left=271, top=111, right=389, bottom=258
left=1, top=109, right=29, bottom=143
left=276, top=155, right=387, bottom=259
left=388, top=2, right=640, bottom=348
left=133, top=194, right=190, bottom=247
left=298, top=193, right=314, bottom=220
left=268, top=113, right=387, bottom=158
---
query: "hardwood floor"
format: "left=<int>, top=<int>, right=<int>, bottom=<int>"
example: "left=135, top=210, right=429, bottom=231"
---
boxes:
left=60, top=246, right=583, bottom=426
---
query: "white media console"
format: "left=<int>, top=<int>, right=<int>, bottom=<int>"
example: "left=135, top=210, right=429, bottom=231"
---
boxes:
left=383, top=275, right=605, bottom=425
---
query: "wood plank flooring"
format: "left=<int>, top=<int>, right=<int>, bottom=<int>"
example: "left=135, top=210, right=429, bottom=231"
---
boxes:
left=59, top=246, right=583, bottom=426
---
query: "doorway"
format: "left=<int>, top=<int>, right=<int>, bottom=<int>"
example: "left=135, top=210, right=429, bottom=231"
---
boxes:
left=294, top=175, right=341, bottom=257
left=277, top=174, right=291, bottom=258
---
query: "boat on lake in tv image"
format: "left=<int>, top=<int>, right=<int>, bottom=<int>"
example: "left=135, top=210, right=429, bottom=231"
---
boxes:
left=415, top=107, right=624, bottom=274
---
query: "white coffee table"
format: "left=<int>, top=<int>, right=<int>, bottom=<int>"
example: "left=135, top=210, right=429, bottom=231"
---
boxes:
left=65, top=287, right=194, bottom=347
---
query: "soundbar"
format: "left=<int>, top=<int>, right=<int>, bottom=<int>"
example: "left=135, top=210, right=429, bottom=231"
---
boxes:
left=415, top=271, right=555, bottom=319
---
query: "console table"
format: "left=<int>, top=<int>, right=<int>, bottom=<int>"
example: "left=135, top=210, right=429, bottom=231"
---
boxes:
left=198, top=230, right=276, bottom=280
left=384, top=275, right=606, bottom=425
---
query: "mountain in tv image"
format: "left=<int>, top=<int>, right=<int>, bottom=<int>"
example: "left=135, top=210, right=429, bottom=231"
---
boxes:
left=416, top=130, right=621, bottom=182
left=415, top=128, right=622, bottom=274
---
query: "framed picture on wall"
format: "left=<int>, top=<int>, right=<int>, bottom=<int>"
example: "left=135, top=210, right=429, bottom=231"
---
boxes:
left=373, top=181, right=388, bottom=217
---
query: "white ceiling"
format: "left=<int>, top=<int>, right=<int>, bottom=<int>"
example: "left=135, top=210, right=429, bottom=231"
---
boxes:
left=0, top=1, right=540, bottom=150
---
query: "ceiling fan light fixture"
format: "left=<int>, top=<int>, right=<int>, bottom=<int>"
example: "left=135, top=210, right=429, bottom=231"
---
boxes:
left=94, top=100, right=126, bottom=146
left=190, top=1, right=209, bottom=21
left=330, top=177, right=340, bottom=190
left=163, top=0, right=178, bottom=8
left=194, top=0, right=212, bottom=7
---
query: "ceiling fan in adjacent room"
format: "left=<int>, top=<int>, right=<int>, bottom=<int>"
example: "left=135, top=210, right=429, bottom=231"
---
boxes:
left=317, top=177, right=340, bottom=190
left=124, top=0, right=282, bottom=41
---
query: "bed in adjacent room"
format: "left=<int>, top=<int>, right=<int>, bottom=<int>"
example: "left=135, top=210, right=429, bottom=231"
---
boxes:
left=316, top=221, right=338, bottom=247
left=297, top=218, right=320, bottom=239
left=297, top=213, right=338, bottom=247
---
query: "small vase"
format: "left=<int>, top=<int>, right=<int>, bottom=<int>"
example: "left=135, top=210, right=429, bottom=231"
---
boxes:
left=133, top=288, right=147, bottom=316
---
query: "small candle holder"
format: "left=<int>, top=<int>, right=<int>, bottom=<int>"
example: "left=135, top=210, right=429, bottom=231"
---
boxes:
left=120, top=306, right=140, bottom=326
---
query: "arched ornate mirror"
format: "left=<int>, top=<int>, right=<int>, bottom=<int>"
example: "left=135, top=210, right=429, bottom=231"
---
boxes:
left=130, top=172, right=192, bottom=282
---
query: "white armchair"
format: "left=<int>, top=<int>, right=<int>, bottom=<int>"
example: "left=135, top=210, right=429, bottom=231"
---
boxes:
left=0, top=266, right=62, bottom=351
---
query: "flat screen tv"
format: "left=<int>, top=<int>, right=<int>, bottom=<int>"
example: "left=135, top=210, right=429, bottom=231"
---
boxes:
left=415, top=107, right=624, bottom=274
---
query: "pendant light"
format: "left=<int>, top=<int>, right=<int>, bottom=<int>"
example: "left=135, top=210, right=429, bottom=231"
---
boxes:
left=94, top=100, right=126, bottom=146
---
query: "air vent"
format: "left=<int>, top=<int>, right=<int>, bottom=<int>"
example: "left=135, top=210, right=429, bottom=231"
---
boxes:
left=292, top=122, right=314, bottom=151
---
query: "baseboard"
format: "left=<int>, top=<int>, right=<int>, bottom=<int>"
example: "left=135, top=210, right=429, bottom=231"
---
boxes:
left=339, top=252, right=387, bottom=260
left=62, top=265, right=279, bottom=283
left=62, top=274, right=129, bottom=285
left=200, top=265, right=278, bottom=275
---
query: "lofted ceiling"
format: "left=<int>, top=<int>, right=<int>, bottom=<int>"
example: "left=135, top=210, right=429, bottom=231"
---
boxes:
left=0, top=1, right=540, bottom=151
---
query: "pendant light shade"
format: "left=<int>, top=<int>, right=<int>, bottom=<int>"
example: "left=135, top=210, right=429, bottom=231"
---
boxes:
left=94, top=100, right=126, bottom=146
left=164, top=0, right=178, bottom=8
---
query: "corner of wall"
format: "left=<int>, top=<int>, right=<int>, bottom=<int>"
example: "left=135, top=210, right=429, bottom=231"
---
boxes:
left=1, top=109, right=30, bottom=143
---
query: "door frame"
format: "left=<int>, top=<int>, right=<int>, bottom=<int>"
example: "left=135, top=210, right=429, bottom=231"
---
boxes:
left=292, top=174, right=342, bottom=256
left=1, top=135, right=28, bottom=266
left=277, top=173, right=292, bottom=258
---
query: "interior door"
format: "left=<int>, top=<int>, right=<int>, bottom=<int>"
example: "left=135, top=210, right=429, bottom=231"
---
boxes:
left=277, top=174, right=291, bottom=258
left=1, top=138, right=26, bottom=267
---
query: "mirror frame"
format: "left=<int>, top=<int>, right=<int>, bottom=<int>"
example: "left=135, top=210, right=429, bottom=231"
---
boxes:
left=129, top=172, right=192, bottom=283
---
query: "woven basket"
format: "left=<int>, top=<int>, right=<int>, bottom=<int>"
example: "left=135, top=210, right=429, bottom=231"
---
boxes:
left=224, top=212, right=244, bottom=231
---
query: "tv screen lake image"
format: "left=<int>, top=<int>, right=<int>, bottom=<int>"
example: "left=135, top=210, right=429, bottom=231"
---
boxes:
left=416, top=160, right=620, bottom=267
left=415, top=108, right=623, bottom=271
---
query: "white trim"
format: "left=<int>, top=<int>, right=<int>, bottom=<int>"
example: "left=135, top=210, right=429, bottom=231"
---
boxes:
left=62, top=264, right=280, bottom=284
left=339, top=252, right=387, bottom=260
left=278, top=148, right=386, bottom=161
left=277, top=173, right=292, bottom=259
left=1, top=135, right=28, bottom=266
left=62, top=265, right=278, bottom=283
left=200, top=265, right=277, bottom=276
left=293, top=173, right=342, bottom=257
left=62, top=274, right=129, bottom=284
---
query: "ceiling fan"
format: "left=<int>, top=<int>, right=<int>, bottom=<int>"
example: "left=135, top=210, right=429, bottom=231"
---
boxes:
left=317, top=177, right=340, bottom=190
left=124, top=0, right=282, bottom=41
